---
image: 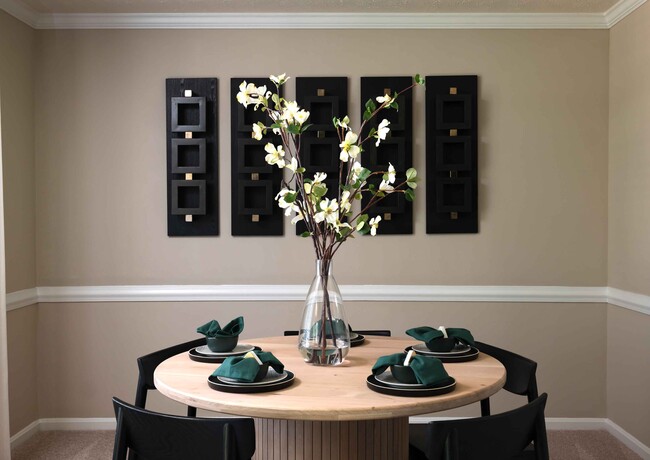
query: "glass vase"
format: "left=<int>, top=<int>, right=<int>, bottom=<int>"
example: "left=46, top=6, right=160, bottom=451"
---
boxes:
left=298, top=259, right=350, bottom=365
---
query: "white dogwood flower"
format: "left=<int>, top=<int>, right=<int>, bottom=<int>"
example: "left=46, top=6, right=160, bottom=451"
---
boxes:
left=314, top=198, right=339, bottom=224
left=339, top=131, right=360, bottom=162
left=294, top=110, right=310, bottom=125
left=369, top=216, right=382, bottom=236
left=375, top=119, right=391, bottom=147
left=264, top=143, right=286, bottom=168
left=387, top=162, right=396, bottom=184
left=351, top=161, right=363, bottom=182
left=270, top=73, right=289, bottom=85
left=252, top=122, right=264, bottom=140
left=340, top=191, right=352, bottom=214
left=379, top=180, right=394, bottom=192
left=275, top=188, right=298, bottom=216
left=236, top=81, right=257, bottom=107
left=376, top=94, right=395, bottom=105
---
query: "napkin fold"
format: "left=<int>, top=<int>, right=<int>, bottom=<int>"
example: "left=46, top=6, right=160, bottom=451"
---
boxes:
left=372, top=353, right=453, bottom=386
left=310, top=318, right=348, bottom=338
left=197, top=316, right=244, bottom=338
left=406, top=326, right=475, bottom=347
left=213, top=351, right=284, bottom=383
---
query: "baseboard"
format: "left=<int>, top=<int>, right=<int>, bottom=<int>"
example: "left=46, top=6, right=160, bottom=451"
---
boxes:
left=8, top=420, right=39, bottom=449
left=9, top=418, right=116, bottom=450
left=410, top=416, right=649, bottom=459
left=10, top=416, right=650, bottom=458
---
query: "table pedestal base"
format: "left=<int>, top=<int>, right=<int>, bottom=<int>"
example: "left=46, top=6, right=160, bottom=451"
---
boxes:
left=253, top=416, right=409, bottom=460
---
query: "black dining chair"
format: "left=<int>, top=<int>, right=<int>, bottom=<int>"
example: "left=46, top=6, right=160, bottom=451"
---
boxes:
left=422, top=394, right=549, bottom=460
left=283, top=329, right=391, bottom=336
left=113, top=397, right=256, bottom=460
left=135, top=338, right=205, bottom=417
left=474, top=341, right=539, bottom=416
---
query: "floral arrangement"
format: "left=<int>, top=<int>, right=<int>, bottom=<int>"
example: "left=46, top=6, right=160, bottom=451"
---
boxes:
left=236, top=73, right=423, bottom=263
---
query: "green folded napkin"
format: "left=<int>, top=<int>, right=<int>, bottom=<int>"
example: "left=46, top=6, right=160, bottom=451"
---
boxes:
left=372, top=353, right=453, bottom=386
left=310, top=318, right=348, bottom=338
left=213, top=351, right=285, bottom=383
left=406, top=326, right=475, bottom=347
left=196, top=316, right=244, bottom=338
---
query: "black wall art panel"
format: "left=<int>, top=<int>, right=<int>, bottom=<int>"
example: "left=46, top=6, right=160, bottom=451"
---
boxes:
left=360, top=76, right=413, bottom=235
left=166, top=78, right=218, bottom=236
left=230, top=78, right=284, bottom=236
left=426, top=76, right=478, bottom=234
left=295, top=77, right=348, bottom=235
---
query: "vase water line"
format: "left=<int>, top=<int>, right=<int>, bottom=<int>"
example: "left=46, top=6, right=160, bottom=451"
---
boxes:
left=298, top=260, right=350, bottom=365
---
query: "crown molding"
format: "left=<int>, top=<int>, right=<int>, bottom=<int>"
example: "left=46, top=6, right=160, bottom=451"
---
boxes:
left=605, top=0, right=647, bottom=27
left=31, top=12, right=611, bottom=30
left=0, top=0, right=37, bottom=27
left=2, top=0, right=645, bottom=29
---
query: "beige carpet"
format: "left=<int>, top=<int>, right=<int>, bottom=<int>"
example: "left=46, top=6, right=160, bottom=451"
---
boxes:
left=11, top=429, right=642, bottom=459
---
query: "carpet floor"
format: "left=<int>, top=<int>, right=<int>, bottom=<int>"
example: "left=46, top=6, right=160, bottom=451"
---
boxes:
left=11, top=429, right=641, bottom=459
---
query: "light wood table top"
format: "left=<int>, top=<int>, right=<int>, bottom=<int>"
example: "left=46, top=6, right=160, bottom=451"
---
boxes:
left=154, top=336, right=506, bottom=422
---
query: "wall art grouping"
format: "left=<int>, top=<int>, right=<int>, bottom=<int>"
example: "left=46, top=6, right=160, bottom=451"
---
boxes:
left=166, top=78, right=219, bottom=236
left=165, top=75, right=478, bottom=237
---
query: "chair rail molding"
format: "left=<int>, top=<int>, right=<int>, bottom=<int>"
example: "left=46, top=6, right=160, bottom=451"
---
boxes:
left=7, top=285, right=649, bottom=316
left=0, top=0, right=647, bottom=30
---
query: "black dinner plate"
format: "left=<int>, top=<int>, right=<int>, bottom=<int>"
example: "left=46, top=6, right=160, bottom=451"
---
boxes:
left=207, top=371, right=295, bottom=393
left=366, top=375, right=456, bottom=397
left=189, top=346, right=262, bottom=364
left=404, top=346, right=479, bottom=363
left=350, top=334, right=365, bottom=347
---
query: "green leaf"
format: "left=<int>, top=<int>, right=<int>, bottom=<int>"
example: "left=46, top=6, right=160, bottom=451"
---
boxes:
left=415, top=74, right=425, bottom=86
left=376, top=191, right=385, bottom=198
left=358, top=214, right=369, bottom=223
left=367, top=127, right=377, bottom=139
left=312, top=183, right=328, bottom=198
left=342, top=185, right=352, bottom=191
left=357, top=222, right=370, bottom=235
left=363, top=109, right=373, bottom=121
left=303, top=178, right=313, bottom=184
left=368, top=183, right=376, bottom=192
left=406, top=168, right=417, bottom=180
left=272, top=94, right=281, bottom=109
left=405, top=188, right=415, bottom=202
left=355, top=192, right=362, bottom=200
left=382, top=173, right=389, bottom=181
left=365, top=98, right=377, bottom=112
left=283, top=192, right=297, bottom=203
left=358, top=168, right=372, bottom=182
left=287, top=124, right=301, bottom=134
left=300, top=124, right=312, bottom=133
left=297, top=167, right=306, bottom=173
left=300, top=231, right=311, bottom=238
left=407, top=181, right=417, bottom=189
left=270, top=123, right=282, bottom=129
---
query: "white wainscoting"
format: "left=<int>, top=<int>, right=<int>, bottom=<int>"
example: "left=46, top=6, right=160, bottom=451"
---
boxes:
left=6, top=284, right=650, bottom=316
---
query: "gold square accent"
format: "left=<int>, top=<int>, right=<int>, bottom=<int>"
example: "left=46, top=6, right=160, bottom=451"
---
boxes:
left=317, top=89, right=325, bottom=96
left=384, top=88, right=391, bottom=95
left=251, top=173, right=259, bottom=181
left=185, top=132, right=193, bottom=139
left=317, top=131, right=325, bottom=139
left=450, top=212, right=458, bottom=220
left=252, top=214, right=260, bottom=222
left=450, top=129, right=457, bottom=137
left=450, top=87, right=457, bottom=95
left=450, top=171, right=458, bottom=179
left=185, top=215, right=193, bottom=222
left=384, top=213, right=392, bottom=221
left=185, top=173, right=193, bottom=181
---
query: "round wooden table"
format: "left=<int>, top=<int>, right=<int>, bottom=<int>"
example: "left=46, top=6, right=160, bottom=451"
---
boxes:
left=154, top=336, right=505, bottom=460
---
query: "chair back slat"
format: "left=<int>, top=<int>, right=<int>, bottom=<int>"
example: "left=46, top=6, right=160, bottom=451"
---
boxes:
left=113, top=398, right=255, bottom=460
left=426, top=394, right=548, bottom=460
left=475, top=341, right=538, bottom=398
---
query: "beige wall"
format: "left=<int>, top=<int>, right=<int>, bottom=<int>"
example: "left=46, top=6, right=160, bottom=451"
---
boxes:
left=6, top=305, right=38, bottom=436
left=606, top=305, right=650, bottom=447
left=0, top=10, right=36, bottom=293
left=0, top=10, right=39, bottom=438
left=34, top=28, right=609, bottom=287
left=607, top=1, right=650, bottom=448
left=36, top=300, right=606, bottom=419
left=608, top=1, right=650, bottom=297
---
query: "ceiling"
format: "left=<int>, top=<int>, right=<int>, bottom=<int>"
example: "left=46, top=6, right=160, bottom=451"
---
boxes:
left=12, top=0, right=623, bottom=15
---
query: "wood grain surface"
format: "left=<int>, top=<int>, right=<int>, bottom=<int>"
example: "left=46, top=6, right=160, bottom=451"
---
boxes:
left=154, top=336, right=506, bottom=421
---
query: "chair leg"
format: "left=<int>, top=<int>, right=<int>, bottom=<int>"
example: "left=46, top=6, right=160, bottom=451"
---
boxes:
left=480, top=398, right=491, bottom=417
left=187, top=405, right=197, bottom=417
left=113, top=409, right=127, bottom=460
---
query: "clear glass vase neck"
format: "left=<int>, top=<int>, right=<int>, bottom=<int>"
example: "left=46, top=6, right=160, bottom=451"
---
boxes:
left=315, top=259, right=333, bottom=277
